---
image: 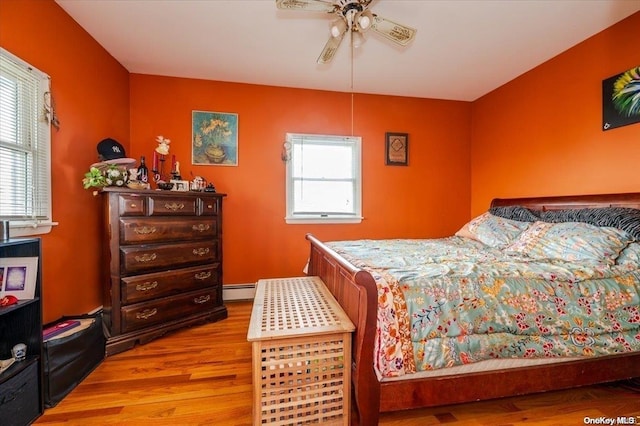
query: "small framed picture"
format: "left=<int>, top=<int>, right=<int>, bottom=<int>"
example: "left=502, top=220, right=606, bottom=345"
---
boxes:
left=385, top=132, right=408, bottom=166
left=0, top=257, right=38, bottom=300
left=170, top=180, right=189, bottom=192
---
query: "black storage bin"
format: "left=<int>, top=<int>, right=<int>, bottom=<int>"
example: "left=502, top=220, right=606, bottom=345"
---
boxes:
left=43, top=313, right=105, bottom=408
left=0, top=359, right=40, bottom=426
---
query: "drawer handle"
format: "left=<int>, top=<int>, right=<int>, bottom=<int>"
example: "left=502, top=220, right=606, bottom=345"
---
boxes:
left=134, top=253, right=157, bottom=263
left=195, top=271, right=211, bottom=280
left=136, top=281, right=158, bottom=292
left=192, top=224, right=210, bottom=232
left=165, top=202, right=185, bottom=211
left=194, top=295, right=211, bottom=304
left=136, top=308, right=158, bottom=320
left=130, top=203, right=138, bottom=209
left=193, top=248, right=210, bottom=256
left=134, top=226, right=157, bottom=235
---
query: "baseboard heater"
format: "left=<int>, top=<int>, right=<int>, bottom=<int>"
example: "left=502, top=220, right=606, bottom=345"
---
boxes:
left=223, top=283, right=256, bottom=301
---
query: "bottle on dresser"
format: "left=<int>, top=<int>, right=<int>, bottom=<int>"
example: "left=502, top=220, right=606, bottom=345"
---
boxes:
left=138, top=156, right=149, bottom=189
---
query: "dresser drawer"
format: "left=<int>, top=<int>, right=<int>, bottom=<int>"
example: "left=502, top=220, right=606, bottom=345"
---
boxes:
left=200, top=196, right=219, bottom=215
left=118, top=194, right=146, bottom=216
left=149, top=195, right=198, bottom=216
left=121, top=288, right=219, bottom=333
left=120, top=241, right=217, bottom=274
left=121, top=264, right=220, bottom=304
left=120, top=217, right=217, bottom=244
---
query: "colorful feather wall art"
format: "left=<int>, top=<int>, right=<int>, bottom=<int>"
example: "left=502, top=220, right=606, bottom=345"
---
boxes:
left=612, top=67, right=640, bottom=117
left=602, top=65, right=640, bottom=131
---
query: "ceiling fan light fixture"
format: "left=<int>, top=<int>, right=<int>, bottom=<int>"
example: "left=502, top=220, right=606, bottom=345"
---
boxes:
left=330, top=18, right=347, bottom=38
left=277, top=0, right=416, bottom=64
left=352, top=31, right=365, bottom=49
left=356, top=10, right=374, bottom=31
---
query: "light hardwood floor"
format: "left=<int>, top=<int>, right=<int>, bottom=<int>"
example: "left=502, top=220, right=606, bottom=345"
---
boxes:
left=36, top=301, right=640, bottom=425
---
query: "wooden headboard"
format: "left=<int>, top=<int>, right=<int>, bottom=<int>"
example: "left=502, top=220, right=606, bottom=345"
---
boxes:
left=490, top=192, right=640, bottom=211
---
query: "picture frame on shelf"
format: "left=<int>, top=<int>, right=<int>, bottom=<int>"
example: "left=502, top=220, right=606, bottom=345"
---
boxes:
left=385, top=132, right=409, bottom=166
left=0, top=257, right=38, bottom=300
left=170, top=180, right=189, bottom=192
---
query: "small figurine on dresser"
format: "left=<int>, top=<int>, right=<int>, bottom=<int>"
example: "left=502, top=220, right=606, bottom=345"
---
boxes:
left=190, top=175, right=206, bottom=191
left=128, top=168, right=138, bottom=182
left=172, top=161, right=182, bottom=180
left=152, top=135, right=172, bottom=189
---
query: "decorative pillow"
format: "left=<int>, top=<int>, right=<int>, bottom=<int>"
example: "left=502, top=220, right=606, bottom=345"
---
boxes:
left=455, top=212, right=531, bottom=248
left=489, top=205, right=541, bottom=223
left=504, top=221, right=631, bottom=264
left=539, top=207, right=640, bottom=241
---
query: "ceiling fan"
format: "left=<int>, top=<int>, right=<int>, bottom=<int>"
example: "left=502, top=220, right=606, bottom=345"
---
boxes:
left=275, top=0, right=417, bottom=64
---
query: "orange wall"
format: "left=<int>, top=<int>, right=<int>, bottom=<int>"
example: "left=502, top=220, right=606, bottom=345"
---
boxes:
left=471, top=12, right=640, bottom=216
left=10, top=1, right=635, bottom=321
left=0, top=0, right=130, bottom=322
left=130, top=76, right=471, bottom=284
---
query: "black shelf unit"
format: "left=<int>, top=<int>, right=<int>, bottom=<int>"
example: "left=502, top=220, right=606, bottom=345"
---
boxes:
left=0, top=238, right=43, bottom=425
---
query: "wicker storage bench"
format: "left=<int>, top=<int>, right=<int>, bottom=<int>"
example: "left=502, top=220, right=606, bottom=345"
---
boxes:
left=247, top=276, right=355, bottom=425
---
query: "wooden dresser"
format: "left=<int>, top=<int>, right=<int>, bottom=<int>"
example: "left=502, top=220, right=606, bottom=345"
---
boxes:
left=101, top=188, right=227, bottom=356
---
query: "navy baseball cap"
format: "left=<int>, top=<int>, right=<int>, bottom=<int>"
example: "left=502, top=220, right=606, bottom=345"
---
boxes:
left=97, top=138, right=126, bottom=161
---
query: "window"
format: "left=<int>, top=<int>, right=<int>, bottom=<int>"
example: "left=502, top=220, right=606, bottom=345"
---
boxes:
left=0, top=48, right=54, bottom=236
left=285, top=133, right=362, bottom=224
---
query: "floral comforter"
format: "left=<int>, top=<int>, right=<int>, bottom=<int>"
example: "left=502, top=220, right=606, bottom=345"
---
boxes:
left=326, top=237, right=640, bottom=378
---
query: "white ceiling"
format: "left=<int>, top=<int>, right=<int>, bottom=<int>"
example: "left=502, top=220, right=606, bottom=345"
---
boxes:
left=55, top=0, right=640, bottom=101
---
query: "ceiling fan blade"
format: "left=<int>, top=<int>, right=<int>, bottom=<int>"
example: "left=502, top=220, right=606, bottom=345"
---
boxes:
left=317, top=32, right=345, bottom=64
left=276, top=0, right=337, bottom=13
left=370, top=15, right=417, bottom=46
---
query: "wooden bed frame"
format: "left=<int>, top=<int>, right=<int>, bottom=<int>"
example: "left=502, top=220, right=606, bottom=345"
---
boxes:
left=306, top=192, right=640, bottom=425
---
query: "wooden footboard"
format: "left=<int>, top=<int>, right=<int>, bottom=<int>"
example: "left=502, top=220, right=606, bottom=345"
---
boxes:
left=306, top=189, right=640, bottom=425
left=305, top=234, right=381, bottom=425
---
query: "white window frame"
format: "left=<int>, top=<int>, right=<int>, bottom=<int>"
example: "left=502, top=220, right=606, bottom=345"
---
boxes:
left=0, top=48, right=55, bottom=237
left=285, top=132, right=362, bottom=224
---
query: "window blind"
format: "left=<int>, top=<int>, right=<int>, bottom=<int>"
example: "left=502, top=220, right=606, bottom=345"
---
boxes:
left=0, top=48, right=51, bottom=225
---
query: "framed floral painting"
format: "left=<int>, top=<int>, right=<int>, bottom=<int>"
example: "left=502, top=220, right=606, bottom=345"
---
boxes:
left=192, top=111, right=239, bottom=166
